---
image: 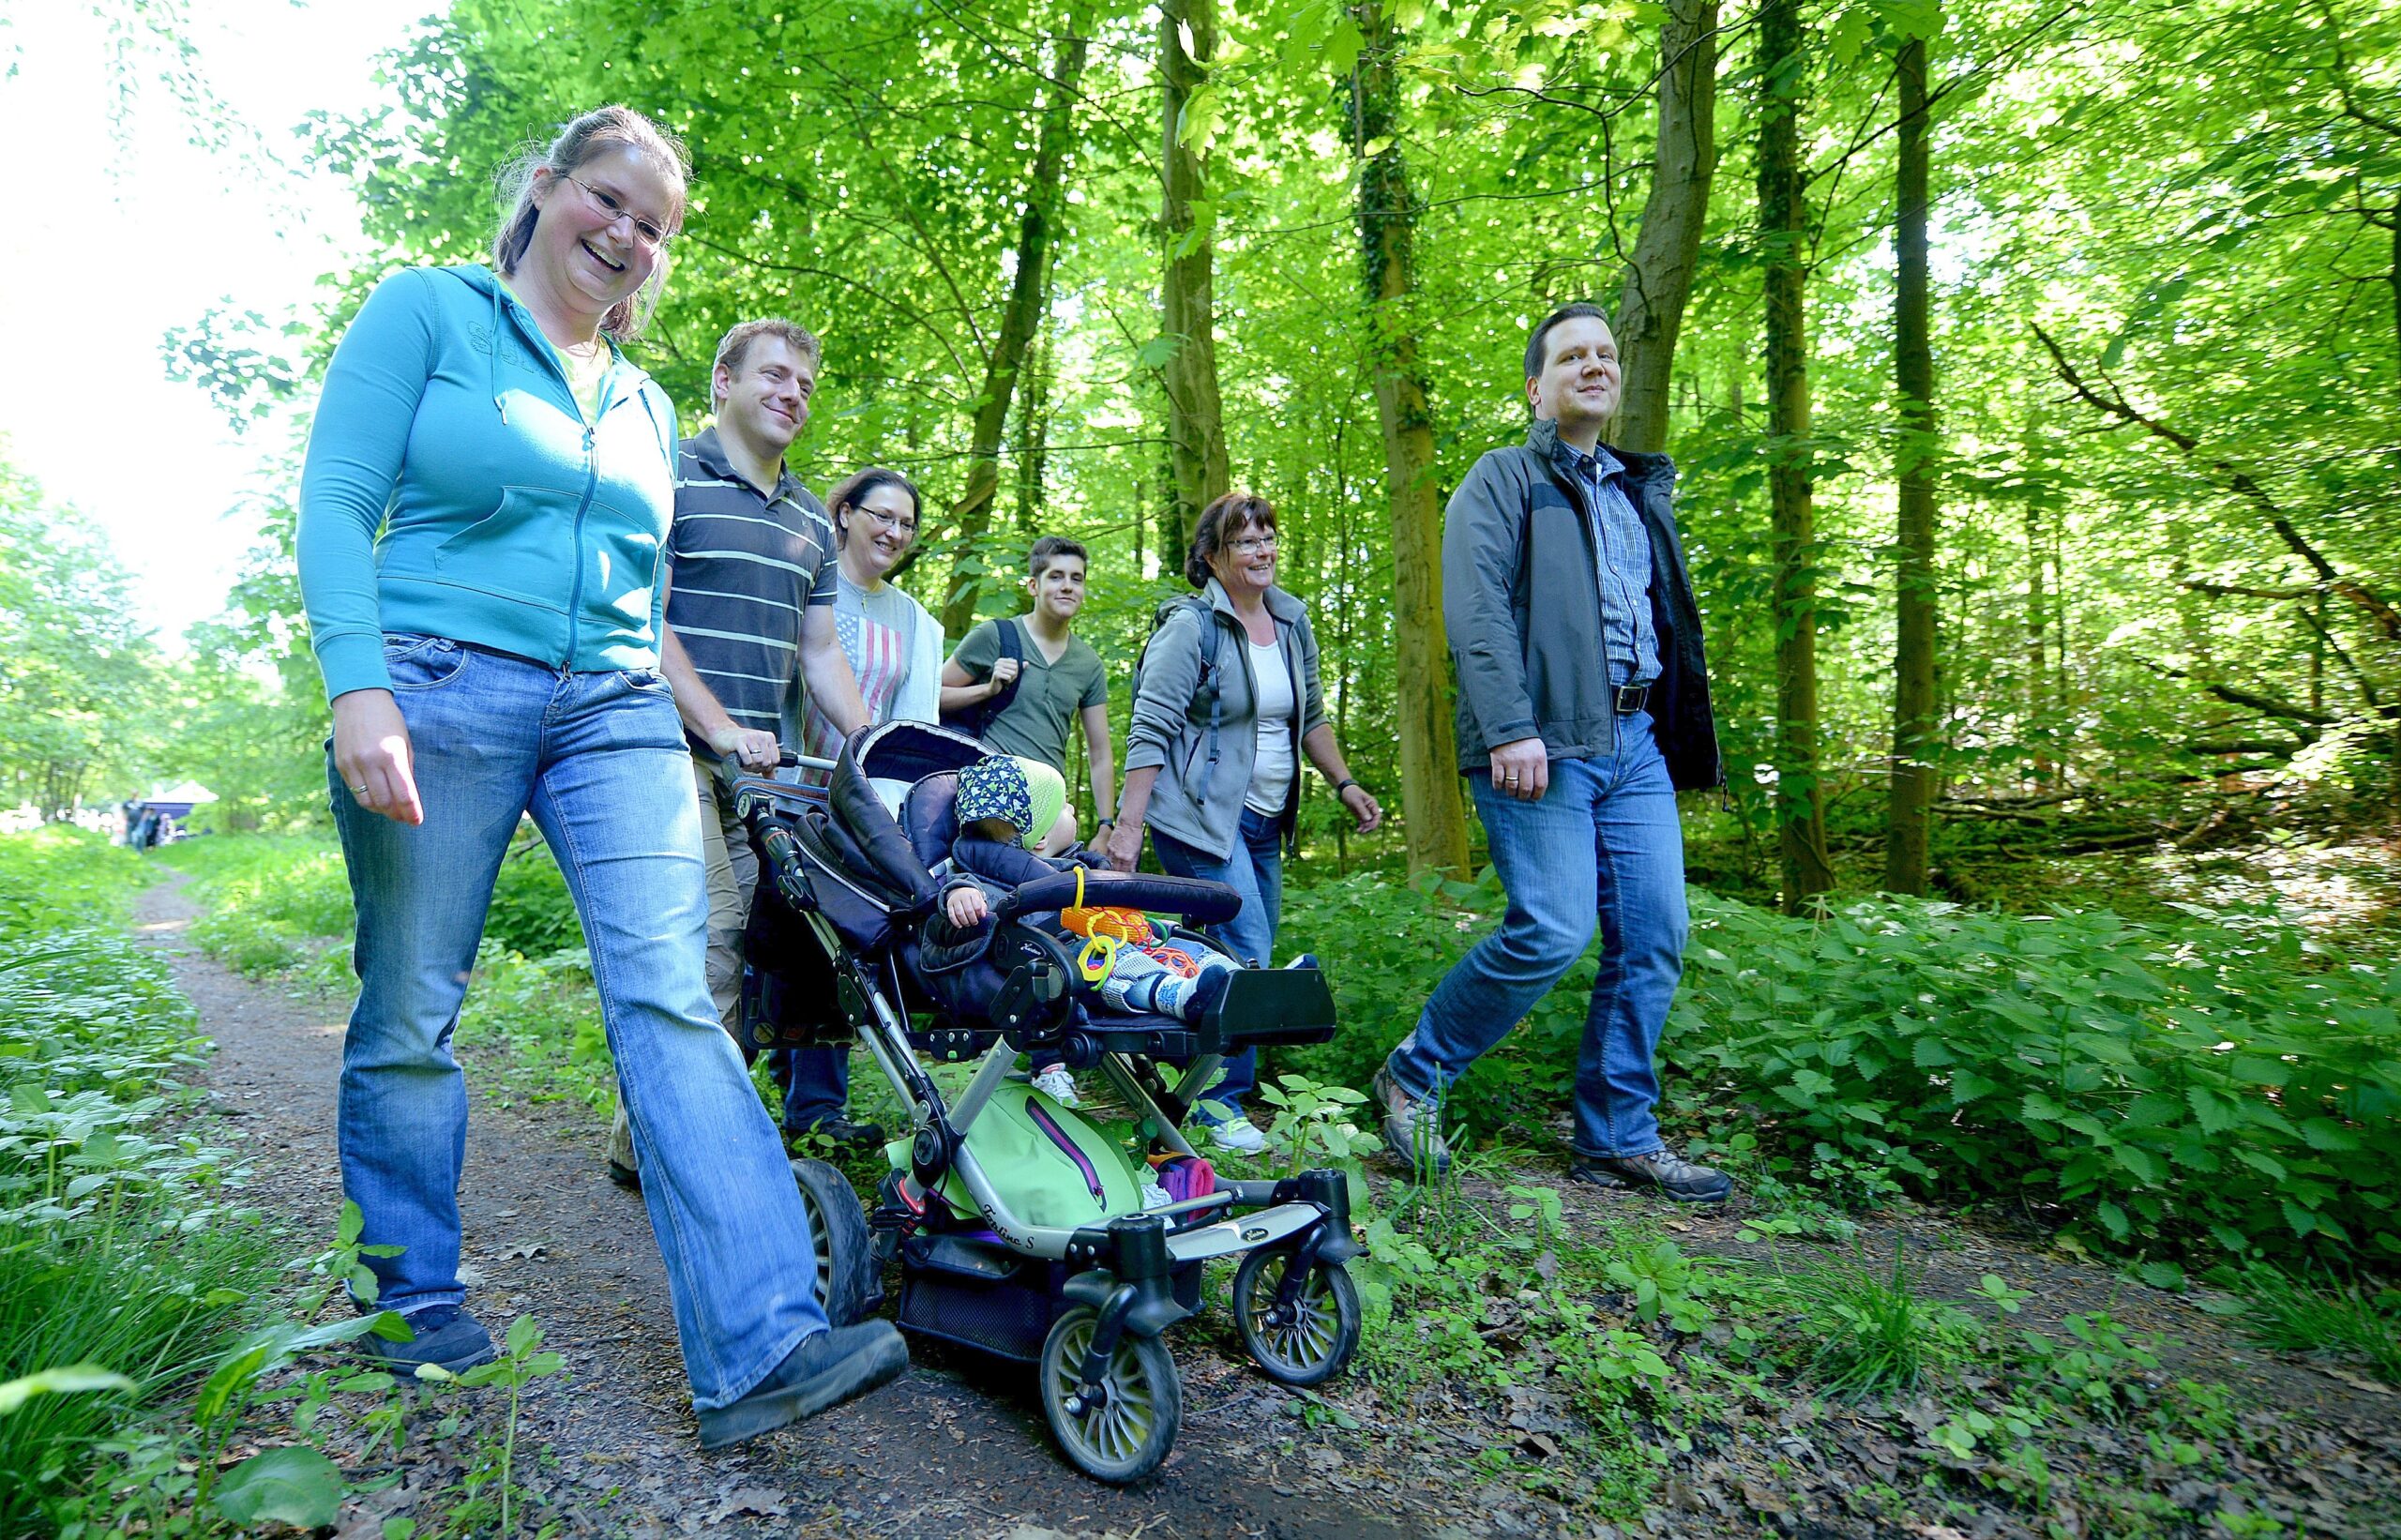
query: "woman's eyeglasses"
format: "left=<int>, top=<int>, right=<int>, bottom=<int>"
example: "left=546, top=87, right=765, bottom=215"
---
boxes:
left=562, top=174, right=676, bottom=251
left=1230, top=536, right=1278, bottom=556
left=855, top=506, right=919, bottom=538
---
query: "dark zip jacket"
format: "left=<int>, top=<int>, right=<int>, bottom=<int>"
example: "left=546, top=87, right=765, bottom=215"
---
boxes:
left=1442, top=416, right=1722, bottom=791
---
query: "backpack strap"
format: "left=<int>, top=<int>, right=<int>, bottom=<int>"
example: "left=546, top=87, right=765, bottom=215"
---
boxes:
left=942, top=615, right=1027, bottom=739
left=1188, top=596, right=1224, bottom=794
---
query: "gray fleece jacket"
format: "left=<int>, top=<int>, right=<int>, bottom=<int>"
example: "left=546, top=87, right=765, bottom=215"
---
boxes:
left=1124, top=579, right=1328, bottom=861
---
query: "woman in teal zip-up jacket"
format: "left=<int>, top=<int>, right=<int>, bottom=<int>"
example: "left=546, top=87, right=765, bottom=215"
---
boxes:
left=297, top=105, right=905, bottom=1450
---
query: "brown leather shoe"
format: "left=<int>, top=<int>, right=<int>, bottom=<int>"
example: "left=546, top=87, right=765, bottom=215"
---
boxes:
left=1570, top=1147, right=1731, bottom=1204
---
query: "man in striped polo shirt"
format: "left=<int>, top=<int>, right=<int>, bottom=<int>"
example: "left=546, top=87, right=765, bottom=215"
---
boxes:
left=606, top=319, right=869, bottom=1185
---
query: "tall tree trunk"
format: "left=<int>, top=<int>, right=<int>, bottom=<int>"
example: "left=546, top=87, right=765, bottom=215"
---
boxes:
left=2024, top=492, right=2051, bottom=789
left=1611, top=0, right=1719, bottom=455
left=1757, top=0, right=1835, bottom=909
left=2309, top=589, right=2329, bottom=715
left=1351, top=0, right=1470, bottom=878
left=940, top=13, right=1091, bottom=640
left=1883, top=32, right=1939, bottom=897
left=1014, top=332, right=1051, bottom=536
left=1161, top=0, right=1231, bottom=555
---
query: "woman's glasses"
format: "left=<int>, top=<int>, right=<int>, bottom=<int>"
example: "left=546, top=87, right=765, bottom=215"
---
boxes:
left=562, top=174, right=676, bottom=251
left=1230, top=536, right=1278, bottom=556
left=855, top=505, right=919, bottom=538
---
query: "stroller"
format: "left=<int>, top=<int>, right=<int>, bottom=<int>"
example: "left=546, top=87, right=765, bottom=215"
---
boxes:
left=728, top=721, right=1364, bottom=1483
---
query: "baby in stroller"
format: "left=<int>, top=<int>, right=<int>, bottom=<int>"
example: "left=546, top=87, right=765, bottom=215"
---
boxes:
left=936, top=754, right=1235, bottom=1028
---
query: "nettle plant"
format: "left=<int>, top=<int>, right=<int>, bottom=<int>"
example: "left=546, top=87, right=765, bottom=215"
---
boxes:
left=1666, top=895, right=2400, bottom=1266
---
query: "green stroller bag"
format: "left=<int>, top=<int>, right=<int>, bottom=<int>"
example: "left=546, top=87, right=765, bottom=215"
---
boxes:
left=937, top=1080, right=1144, bottom=1228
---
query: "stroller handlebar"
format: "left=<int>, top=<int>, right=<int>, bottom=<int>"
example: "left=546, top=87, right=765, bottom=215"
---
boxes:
left=992, top=868, right=1243, bottom=928
left=717, top=749, right=840, bottom=779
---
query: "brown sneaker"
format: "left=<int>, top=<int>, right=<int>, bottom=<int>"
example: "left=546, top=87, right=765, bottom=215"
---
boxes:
left=1570, top=1147, right=1731, bottom=1204
left=1370, top=1064, right=1452, bottom=1177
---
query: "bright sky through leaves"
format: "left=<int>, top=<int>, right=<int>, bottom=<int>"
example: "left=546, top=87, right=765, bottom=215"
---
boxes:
left=0, top=0, right=443, bottom=647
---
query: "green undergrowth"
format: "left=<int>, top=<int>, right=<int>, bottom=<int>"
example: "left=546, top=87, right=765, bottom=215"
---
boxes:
left=5, top=828, right=580, bottom=1535
left=1321, top=1136, right=2302, bottom=1533
left=2222, top=1264, right=2401, bottom=1384
left=0, top=828, right=331, bottom=1532
left=1281, top=868, right=2400, bottom=1270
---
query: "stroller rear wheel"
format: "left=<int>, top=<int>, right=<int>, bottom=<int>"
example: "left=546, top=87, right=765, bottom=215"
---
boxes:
left=1231, top=1248, right=1361, bottom=1387
left=789, top=1157, right=876, bottom=1325
left=1038, top=1306, right=1181, bottom=1484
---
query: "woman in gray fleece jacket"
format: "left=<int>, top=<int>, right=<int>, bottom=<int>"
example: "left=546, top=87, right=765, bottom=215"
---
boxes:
left=1105, top=491, right=1382, bottom=1151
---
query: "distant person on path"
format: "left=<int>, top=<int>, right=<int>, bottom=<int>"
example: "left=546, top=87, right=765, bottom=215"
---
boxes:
left=296, top=104, right=904, bottom=1447
left=1110, top=491, right=1382, bottom=1155
left=940, top=535, right=1117, bottom=1106
left=778, top=466, right=941, bottom=1144
left=600, top=317, right=870, bottom=1187
left=1369, top=302, right=1729, bottom=1203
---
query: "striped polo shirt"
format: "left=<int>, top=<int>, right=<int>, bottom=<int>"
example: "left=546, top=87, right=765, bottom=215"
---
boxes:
left=664, top=427, right=838, bottom=753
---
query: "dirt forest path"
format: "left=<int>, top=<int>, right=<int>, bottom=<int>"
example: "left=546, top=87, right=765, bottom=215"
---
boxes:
left=137, top=878, right=1450, bottom=1540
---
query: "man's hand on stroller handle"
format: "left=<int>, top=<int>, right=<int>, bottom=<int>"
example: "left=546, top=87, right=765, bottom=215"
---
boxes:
left=717, top=747, right=838, bottom=778
left=706, top=724, right=782, bottom=772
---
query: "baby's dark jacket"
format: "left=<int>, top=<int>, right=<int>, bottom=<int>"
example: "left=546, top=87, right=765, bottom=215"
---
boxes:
left=939, top=834, right=1106, bottom=907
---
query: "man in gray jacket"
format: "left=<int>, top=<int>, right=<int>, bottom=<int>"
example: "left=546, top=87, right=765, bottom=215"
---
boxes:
left=1372, top=303, right=1729, bottom=1203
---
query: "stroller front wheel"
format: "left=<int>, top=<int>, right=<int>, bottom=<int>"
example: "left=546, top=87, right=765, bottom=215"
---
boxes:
left=1039, top=1307, right=1181, bottom=1484
left=789, top=1157, right=876, bottom=1326
left=1231, top=1248, right=1362, bottom=1387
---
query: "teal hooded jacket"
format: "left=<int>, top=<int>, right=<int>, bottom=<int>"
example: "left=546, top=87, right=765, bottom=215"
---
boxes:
left=296, top=264, right=681, bottom=702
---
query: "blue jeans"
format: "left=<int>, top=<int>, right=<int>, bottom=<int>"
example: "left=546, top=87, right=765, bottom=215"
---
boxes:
left=1386, top=713, right=1687, bottom=1159
left=329, top=636, right=828, bottom=1411
left=1150, top=805, right=1285, bottom=1119
left=778, top=1046, right=852, bottom=1134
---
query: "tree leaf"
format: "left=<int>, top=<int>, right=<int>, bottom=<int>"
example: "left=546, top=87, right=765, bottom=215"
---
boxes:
left=212, top=1446, right=344, bottom=1529
left=2185, top=1087, right=2237, bottom=1134
left=0, top=1365, right=134, bottom=1416
left=2299, top=1118, right=2361, bottom=1153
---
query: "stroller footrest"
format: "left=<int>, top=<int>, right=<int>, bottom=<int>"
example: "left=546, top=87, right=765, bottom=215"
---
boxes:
left=1199, top=967, right=1339, bottom=1050
left=1162, top=1200, right=1323, bottom=1263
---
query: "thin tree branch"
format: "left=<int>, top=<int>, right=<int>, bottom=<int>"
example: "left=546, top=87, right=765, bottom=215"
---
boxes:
left=2033, top=322, right=2401, bottom=642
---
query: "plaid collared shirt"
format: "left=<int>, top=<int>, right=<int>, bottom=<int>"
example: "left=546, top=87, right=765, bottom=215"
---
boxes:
left=1561, top=441, right=1661, bottom=687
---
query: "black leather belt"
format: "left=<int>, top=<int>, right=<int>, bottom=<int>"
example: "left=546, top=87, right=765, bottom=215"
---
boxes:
left=1613, top=683, right=1651, bottom=715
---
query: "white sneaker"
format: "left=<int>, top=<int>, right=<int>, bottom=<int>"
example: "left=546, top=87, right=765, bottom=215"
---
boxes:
left=1207, top=1117, right=1267, bottom=1155
left=1031, top=1065, right=1081, bottom=1108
